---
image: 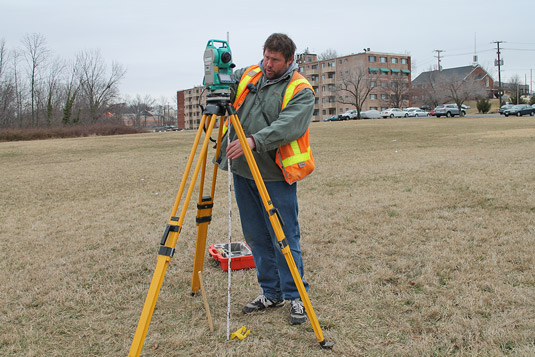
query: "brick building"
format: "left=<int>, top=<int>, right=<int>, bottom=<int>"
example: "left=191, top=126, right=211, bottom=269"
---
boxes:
left=411, top=65, right=494, bottom=107
left=176, top=50, right=412, bottom=128
left=297, top=51, right=412, bottom=121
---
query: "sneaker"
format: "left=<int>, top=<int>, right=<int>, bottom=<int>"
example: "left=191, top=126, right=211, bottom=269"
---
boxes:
left=289, top=298, right=307, bottom=325
left=242, top=294, right=284, bottom=314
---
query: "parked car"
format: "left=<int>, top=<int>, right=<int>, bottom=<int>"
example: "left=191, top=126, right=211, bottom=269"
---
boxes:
left=433, top=104, right=464, bottom=117
left=406, top=107, right=429, bottom=117
left=323, top=115, right=341, bottom=122
left=380, top=108, right=408, bottom=118
left=503, top=104, right=535, bottom=117
left=340, top=110, right=358, bottom=120
left=498, top=104, right=514, bottom=115
left=360, top=110, right=381, bottom=119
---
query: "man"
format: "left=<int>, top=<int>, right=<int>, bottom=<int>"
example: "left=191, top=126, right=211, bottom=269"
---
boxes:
left=217, top=33, right=315, bottom=325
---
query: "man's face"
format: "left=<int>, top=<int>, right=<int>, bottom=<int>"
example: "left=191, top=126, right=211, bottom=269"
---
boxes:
left=263, top=49, right=293, bottom=80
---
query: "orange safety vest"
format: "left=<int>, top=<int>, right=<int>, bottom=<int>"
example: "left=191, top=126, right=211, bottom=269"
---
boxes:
left=226, top=65, right=315, bottom=184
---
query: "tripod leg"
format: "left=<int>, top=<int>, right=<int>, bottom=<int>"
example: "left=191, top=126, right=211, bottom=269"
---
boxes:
left=227, top=109, right=333, bottom=349
left=129, top=113, right=220, bottom=357
left=191, top=115, right=225, bottom=294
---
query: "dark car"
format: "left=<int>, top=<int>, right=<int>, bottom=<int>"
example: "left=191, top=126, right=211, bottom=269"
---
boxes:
left=498, top=104, right=514, bottom=115
left=503, top=104, right=534, bottom=117
left=323, top=115, right=341, bottom=122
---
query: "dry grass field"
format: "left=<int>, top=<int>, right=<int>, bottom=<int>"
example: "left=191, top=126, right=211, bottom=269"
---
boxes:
left=1, top=116, right=535, bottom=356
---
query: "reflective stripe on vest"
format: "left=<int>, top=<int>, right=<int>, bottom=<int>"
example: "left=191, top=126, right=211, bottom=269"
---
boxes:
left=222, top=65, right=262, bottom=136
left=278, top=72, right=314, bottom=172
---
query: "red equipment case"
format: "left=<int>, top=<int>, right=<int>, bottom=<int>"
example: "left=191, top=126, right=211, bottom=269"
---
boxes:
left=208, top=242, right=256, bottom=271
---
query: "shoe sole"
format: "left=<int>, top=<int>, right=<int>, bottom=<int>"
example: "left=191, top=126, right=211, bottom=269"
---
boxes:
left=290, top=315, right=307, bottom=325
left=242, top=301, right=285, bottom=314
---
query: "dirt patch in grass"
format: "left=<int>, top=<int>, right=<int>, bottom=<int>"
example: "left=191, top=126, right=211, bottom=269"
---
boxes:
left=1, top=117, right=535, bottom=356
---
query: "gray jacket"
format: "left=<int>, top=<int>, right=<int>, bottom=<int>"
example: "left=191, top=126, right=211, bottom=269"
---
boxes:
left=218, top=61, right=315, bottom=181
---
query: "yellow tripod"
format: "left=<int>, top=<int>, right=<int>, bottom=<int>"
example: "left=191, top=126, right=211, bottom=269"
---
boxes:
left=128, top=99, right=334, bottom=356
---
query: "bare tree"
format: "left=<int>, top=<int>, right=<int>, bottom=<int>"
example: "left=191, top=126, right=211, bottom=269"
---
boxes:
left=507, top=74, right=524, bottom=104
left=77, top=49, right=126, bottom=123
left=21, top=33, right=49, bottom=126
left=422, top=74, right=446, bottom=109
left=61, top=61, right=80, bottom=126
left=379, top=74, right=410, bottom=109
left=44, top=57, right=65, bottom=126
left=12, top=49, right=25, bottom=128
left=440, top=75, right=486, bottom=115
left=0, top=39, right=15, bottom=128
left=128, top=94, right=155, bottom=128
left=336, top=65, right=379, bottom=119
left=318, top=49, right=338, bottom=61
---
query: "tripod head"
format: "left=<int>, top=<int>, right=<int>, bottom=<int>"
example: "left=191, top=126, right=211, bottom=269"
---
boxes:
left=203, top=39, right=236, bottom=103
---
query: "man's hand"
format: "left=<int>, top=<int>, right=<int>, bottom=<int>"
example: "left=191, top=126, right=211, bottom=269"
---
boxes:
left=226, top=137, right=255, bottom=159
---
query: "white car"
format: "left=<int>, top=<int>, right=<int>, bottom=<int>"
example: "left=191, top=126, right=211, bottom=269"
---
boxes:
left=406, top=108, right=429, bottom=117
left=360, top=110, right=381, bottom=119
left=340, top=110, right=358, bottom=120
left=380, top=108, right=408, bottom=118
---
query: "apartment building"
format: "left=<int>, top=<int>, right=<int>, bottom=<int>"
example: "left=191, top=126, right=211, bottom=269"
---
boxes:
left=297, top=51, right=412, bottom=121
left=176, top=86, right=207, bottom=129
left=176, top=50, right=412, bottom=128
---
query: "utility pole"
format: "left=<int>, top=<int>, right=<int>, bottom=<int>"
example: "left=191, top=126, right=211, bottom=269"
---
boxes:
left=492, top=41, right=505, bottom=106
left=433, top=50, right=444, bottom=71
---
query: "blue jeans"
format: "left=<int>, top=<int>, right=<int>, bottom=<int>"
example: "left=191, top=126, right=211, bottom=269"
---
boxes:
left=233, top=174, right=308, bottom=300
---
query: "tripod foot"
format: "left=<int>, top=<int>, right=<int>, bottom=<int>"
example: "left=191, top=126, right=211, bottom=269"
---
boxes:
left=319, top=340, right=335, bottom=349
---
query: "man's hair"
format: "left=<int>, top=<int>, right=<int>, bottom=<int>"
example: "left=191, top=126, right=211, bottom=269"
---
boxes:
left=263, top=33, right=296, bottom=62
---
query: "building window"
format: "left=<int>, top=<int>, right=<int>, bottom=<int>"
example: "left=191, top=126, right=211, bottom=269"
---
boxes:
left=321, top=63, right=325, bottom=68
left=338, top=59, right=342, bottom=64
left=381, top=94, right=388, bottom=100
left=401, top=58, right=408, bottom=64
left=402, top=83, right=409, bottom=89
left=370, top=107, right=378, bottom=110
left=380, top=57, right=387, bottom=63
left=328, top=72, right=335, bottom=79
left=370, top=94, right=377, bottom=100
left=486, top=77, right=490, bottom=87
left=322, top=85, right=326, bottom=92
left=380, top=82, right=388, bottom=88
left=312, top=64, right=318, bottom=69
left=391, top=58, right=398, bottom=64
left=370, top=81, right=376, bottom=88
left=368, top=55, right=376, bottom=62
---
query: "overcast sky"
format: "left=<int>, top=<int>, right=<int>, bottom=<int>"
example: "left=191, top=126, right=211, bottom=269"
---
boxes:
left=3, top=0, right=535, bottom=104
